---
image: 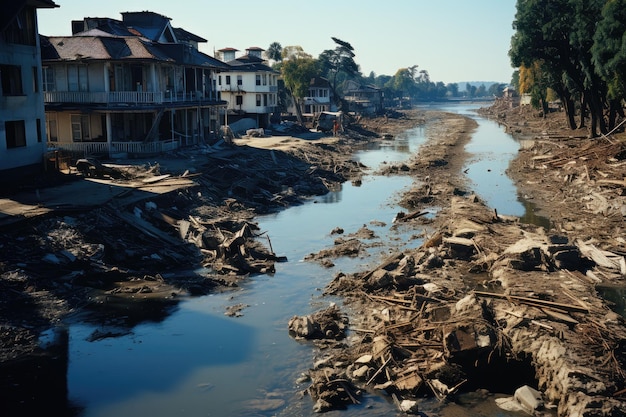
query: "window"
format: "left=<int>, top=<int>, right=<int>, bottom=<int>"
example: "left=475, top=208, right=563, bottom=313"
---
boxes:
left=32, top=67, right=38, bottom=93
left=225, top=75, right=231, bottom=85
left=235, top=95, right=243, bottom=106
left=42, top=67, right=55, bottom=91
left=36, top=118, right=42, bottom=143
left=263, top=74, right=267, bottom=86
left=0, top=65, right=23, bottom=96
left=2, top=7, right=36, bottom=45
left=71, top=114, right=91, bottom=142
left=68, top=65, right=88, bottom=92
left=256, top=74, right=261, bottom=86
left=5, top=120, right=26, bottom=148
left=263, top=94, right=268, bottom=106
left=218, top=75, right=222, bottom=86
left=237, top=75, right=242, bottom=86
left=256, top=94, right=261, bottom=106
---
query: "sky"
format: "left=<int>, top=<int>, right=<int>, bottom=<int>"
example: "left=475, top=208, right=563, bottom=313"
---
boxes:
left=37, top=0, right=517, bottom=85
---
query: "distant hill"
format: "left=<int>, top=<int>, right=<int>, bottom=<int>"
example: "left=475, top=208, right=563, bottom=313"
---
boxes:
left=456, top=81, right=504, bottom=91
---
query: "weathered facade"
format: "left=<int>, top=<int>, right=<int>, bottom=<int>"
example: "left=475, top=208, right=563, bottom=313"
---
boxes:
left=0, top=0, right=58, bottom=179
left=41, top=11, right=229, bottom=158
left=216, top=47, right=279, bottom=129
left=343, top=80, right=384, bottom=115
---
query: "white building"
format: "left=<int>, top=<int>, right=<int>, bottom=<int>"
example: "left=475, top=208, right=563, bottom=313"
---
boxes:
left=0, top=0, right=58, bottom=179
left=216, top=47, right=279, bottom=129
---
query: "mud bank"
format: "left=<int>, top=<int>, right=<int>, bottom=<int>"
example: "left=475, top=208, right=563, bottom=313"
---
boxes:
left=293, top=109, right=626, bottom=416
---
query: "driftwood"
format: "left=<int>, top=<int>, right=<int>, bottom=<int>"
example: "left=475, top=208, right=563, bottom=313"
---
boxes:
left=473, top=291, right=589, bottom=314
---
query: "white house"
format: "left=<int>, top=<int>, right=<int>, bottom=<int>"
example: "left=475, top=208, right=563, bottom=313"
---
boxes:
left=0, top=0, right=58, bottom=179
left=41, top=11, right=229, bottom=158
left=286, top=76, right=335, bottom=119
left=216, top=47, right=279, bottom=129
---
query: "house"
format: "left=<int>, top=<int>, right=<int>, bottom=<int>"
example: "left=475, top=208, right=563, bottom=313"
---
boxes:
left=41, top=11, right=229, bottom=158
left=0, top=0, right=58, bottom=179
left=297, top=77, right=336, bottom=118
left=215, top=47, right=279, bottom=130
left=342, top=80, right=384, bottom=115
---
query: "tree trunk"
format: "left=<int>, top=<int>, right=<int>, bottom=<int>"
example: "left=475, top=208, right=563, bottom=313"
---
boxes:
left=294, top=97, right=304, bottom=125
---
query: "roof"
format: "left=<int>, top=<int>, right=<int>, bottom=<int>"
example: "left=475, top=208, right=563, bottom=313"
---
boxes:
left=310, top=77, right=330, bottom=88
left=0, top=0, right=58, bottom=32
left=41, top=34, right=229, bottom=69
left=41, top=35, right=173, bottom=62
left=157, top=43, right=230, bottom=69
left=225, top=54, right=276, bottom=73
left=173, top=27, right=206, bottom=43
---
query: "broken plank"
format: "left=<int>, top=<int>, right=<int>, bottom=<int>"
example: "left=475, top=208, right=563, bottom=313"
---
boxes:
left=141, top=174, right=171, bottom=183
left=473, top=290, right=589, bottom=314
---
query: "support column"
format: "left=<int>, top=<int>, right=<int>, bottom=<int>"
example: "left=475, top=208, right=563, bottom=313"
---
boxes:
left=106, top=113, right=112, bottom=158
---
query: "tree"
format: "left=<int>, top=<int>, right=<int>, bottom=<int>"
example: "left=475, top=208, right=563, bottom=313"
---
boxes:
left=387, top=67, right=417, bottom=105
left=509, top=0, right=608, bottom=136
left=318, top=37, right=360, bottom=103
left=592, top=0, right=626, bottom=130
left=447, top=83, right=459, bottom=97
left=280, top=47, right=319, bottom=124
left=519, top=62, right=550, bottom=115
left=265, top=42, right=283, bottom=64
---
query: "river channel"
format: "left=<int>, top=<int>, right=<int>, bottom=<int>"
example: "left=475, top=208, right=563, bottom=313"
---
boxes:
left=19, top=103, right=544, bottom=417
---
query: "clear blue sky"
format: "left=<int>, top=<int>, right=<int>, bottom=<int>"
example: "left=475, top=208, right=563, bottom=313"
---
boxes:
left=37, top=0, right=517, bottom=85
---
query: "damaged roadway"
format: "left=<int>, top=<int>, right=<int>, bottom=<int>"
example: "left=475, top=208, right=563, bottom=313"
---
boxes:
left=2, top=106, right=626, bottom=416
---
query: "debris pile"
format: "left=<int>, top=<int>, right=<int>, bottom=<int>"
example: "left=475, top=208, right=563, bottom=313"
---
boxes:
left=292, top=108, right=626, bottom=416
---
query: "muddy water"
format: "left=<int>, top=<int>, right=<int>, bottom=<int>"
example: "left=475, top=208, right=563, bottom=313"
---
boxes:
left=14, top=104, right=542, bottom=417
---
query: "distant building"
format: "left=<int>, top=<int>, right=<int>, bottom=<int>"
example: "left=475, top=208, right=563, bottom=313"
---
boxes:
left=41, top=11, right=229, bottom=158
left=215, top=47, right=279, bottom=129
left=0, top=0, right=58, bottom=179
left=343, top=80, right=384, bottom=115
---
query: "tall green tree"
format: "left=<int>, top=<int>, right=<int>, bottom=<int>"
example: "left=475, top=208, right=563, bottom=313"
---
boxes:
left=509, top=0, right=609, bottom=136
left=280, top=48, right=319, bottom=124
left=592, top=0, right=626, bottom=130
left=318, top=37, right=360, bottom=102
left=509, top=0, right=578, bottom=129
left=265, top=42, right=283, bottom=63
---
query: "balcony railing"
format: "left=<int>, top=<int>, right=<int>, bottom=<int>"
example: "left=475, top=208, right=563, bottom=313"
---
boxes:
left=44, top=90, right=218, bottom=105
left=48, top=139, right=180, bottom=157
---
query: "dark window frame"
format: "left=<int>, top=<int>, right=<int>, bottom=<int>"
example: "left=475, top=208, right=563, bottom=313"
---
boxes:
left=5, top=120, right=26, bottom=149
left=0, top=65, right=23, bottom=96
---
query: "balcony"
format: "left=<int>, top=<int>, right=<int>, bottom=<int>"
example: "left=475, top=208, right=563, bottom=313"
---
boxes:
left=44, top=90, right=216, bottom=105
left=48, top=139, right=180, bottom=157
